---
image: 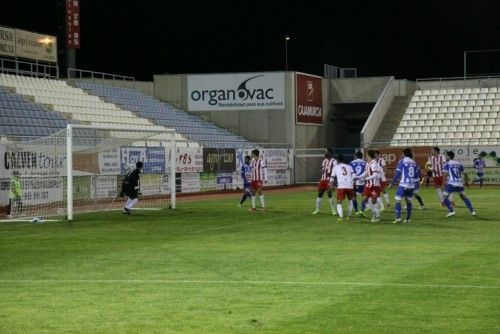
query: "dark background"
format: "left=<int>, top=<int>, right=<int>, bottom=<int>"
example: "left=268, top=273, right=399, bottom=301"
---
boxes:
left=1, top=0, right=499, bottom=80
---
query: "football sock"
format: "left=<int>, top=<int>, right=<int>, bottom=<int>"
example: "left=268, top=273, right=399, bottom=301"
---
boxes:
left=348, top=200, right=353, bottom=216
left=436, top=188, right=443, bottom=201
left=336, top=204, right=343, bottom=218
left=443, top=197, right=453, bottom=212
left=352, top=198, right=358, bottom=212
left=361, top=199, right=367, bottom=211
left=395, top=202, right=402, bottom=219
left=259, top=195, right=265, bottom=208
left=480, top=177, right=483, bottom=188
left=406, top=202, right=413, bottom=220
left=415, top=194, right=424, bottom=207
left=383, top=193, right=390, bottom=205
left=240, top=194, right=248, bottom=204
left=125, top=198, right=132, bottom=209
left=126, top=198, right=139, bottom=210
left=372, top=201, right=380, bottom=218
left=463, top=196, right=474, bottom=212
left=377, top=197, right=384, bottom=209
left=316, top=197, right=322, bottom=210
left=329, top=197, right=336, bottom=209
left=251, top=196, right=256, bottom=208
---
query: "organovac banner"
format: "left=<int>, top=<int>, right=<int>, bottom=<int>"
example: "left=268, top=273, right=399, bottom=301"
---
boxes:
left=187, top=73, right=285, bottom=111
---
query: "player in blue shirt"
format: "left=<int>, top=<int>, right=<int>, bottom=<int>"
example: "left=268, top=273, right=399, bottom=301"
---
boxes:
left=349, top=151, right=366, bottom=215
left=442, top=151, right=476, bottom=217
left=238, top=156, right=252, bottom=207
left=388, top=148, right=420, bottom=224
left=473, top=155, right=486, bottom=188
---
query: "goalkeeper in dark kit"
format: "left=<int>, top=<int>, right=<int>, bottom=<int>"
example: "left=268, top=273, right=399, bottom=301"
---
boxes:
left=120, top=161, right=143, bottom=215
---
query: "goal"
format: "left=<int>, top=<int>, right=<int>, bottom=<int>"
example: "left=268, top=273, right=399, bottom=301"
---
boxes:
left=1, top=124, right=177, bottom=221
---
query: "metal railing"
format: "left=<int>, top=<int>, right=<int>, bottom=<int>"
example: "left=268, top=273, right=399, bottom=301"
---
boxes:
left=416, top=75, right=500, bottom=90
left=360, top=76, right=395, bottom=148
left=324, top=64, right=357, bottom=79
left=67, top=68, right=135, bottom=82
left=365, top=138, right=500, bottom=148
left=0, top=57, right=59, bottom=79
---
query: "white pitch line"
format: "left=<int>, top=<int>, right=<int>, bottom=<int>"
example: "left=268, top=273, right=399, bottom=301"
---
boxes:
left=0, top=279, right=498, bottom=290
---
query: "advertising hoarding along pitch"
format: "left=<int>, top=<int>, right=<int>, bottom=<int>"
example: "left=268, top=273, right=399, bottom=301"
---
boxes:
left=187, top=73, right=285, bottom=111
left=203, top=148, right=236, bottom=172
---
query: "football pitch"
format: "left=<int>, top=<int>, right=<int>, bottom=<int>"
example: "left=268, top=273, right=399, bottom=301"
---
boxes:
left=1, top=187, right=499, bottom=333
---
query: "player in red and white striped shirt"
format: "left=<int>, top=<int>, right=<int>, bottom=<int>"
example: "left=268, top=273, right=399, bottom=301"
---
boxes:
left=312, top=149, right=338, bottom=215
left=249, top=149, right=268, bottom=212
left=428, top=147, right=448, bottom=204
left=363, top=150, right=382, bottom=222
left=374, top=150, right=391, bottom=209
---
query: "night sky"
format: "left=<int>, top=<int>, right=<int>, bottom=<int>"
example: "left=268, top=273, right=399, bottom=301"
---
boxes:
left=1, top=0, right=499, bottom=80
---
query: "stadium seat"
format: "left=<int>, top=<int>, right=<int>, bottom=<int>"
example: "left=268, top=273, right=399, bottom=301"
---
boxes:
left=73, top=81, right=255, bottom=148
left=392, top=85, right=500, bottom=145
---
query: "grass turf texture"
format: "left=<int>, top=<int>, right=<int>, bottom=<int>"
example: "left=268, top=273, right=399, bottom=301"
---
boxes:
left=0, top=187, right=499, bottom=333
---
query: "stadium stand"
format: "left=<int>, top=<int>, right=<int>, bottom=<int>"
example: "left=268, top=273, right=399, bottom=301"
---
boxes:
left=391, top=87, right=500, bottom=146
left=0, top=84, right=68, bottom=139
left=75, top=82, right=254, bottom=148
left=0, top=73, right=196, bottom=146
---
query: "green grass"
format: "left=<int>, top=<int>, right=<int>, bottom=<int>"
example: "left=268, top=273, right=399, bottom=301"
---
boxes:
left=0, top=187, right=499, bottom=333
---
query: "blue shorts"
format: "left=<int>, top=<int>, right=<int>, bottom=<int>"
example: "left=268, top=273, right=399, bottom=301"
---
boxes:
left=243, top=183, right=251, bottom=193
left=355, top=185, right=364, bottom=195
left=413, top=183, right=420, bottom=194
left=476, top=172, right=484, bottom=178
left=395, top=186, right=414, bottom=200
left=444, top=184, right=465, bottom=195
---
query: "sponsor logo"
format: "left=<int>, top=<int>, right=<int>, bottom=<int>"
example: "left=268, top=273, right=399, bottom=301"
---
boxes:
left=306, top=80, right=314, bottom=102
left=190, top=75, right=276, bottom=106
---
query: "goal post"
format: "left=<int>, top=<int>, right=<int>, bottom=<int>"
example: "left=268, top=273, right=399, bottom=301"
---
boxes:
left=66, top=124, right=177, bottom=220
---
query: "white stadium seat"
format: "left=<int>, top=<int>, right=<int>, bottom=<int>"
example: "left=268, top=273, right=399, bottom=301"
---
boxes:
left=391, top=85, right=500, bottom=146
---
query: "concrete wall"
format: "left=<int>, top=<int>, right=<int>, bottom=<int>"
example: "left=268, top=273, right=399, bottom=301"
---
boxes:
left=394, top=79, right=416, bottom=97
left=153, top=74, right=183, bottom=108
left=329, top=76, right=391, bottom=103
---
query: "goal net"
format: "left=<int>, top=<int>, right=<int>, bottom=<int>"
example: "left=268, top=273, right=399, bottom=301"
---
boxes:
left=1, top=125, right=177, bottom=221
